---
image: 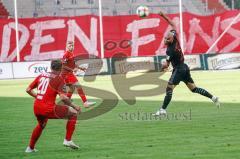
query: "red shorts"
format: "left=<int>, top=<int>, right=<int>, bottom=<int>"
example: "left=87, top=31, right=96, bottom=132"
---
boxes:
left=61, top=72, right=78, bottom=85
left=34, top=101, right=69, bottom=119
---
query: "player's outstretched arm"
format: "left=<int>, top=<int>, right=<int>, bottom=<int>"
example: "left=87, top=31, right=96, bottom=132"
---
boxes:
left=159, top=10, right=176, bottom=30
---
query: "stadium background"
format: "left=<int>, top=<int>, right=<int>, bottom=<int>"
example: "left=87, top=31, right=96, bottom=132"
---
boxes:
left=0, top=0, right=240, bottom=78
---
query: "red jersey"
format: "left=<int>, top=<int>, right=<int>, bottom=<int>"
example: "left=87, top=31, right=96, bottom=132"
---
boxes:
left=61, top=51, right=76, bottom=73
left=28, top=72, right=65, bottom=105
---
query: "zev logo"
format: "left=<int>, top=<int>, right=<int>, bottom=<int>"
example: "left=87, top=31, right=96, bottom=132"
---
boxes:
left=28, top=62, right=50, bottom=74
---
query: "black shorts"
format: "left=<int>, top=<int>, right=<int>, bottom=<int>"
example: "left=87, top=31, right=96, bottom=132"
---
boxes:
left=168, top=64, right=194, bottom=85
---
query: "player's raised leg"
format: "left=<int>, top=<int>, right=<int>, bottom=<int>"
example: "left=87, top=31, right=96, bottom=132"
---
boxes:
left=73, top=82, right=96, bottom=108
left=64, top=73, right=96, bottom=108
left=186, top=82, right=220, bottom=107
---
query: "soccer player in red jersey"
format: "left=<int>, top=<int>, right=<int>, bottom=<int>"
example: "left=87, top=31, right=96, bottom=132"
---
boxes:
left=25, top=60, right=81, bottom=153
left=61, top=41, right=96, bottom=108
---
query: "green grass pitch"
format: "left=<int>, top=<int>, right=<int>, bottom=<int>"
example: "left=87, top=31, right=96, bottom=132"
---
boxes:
left=0, top=70, right=240, bottom=159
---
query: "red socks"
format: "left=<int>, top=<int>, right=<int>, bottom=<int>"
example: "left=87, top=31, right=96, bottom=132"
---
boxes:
left=28, top=114, right=78, bottom=149
left=66, top=87, right=87, bottom=103
left=65, top=115, right=77, bottom=141
left=29, top=124, right=44, bottom=149
left=77, top=87, right=87, bottom=103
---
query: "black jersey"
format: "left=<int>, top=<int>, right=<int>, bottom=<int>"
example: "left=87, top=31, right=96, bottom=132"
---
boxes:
left=166, top=40, right=184, bottom=68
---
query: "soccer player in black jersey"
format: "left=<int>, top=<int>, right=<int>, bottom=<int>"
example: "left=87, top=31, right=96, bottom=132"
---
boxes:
left=154, top=11, right=220, bottom=115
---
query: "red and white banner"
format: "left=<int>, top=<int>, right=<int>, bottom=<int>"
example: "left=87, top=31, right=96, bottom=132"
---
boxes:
left=0, top=11, right=240, bottom=62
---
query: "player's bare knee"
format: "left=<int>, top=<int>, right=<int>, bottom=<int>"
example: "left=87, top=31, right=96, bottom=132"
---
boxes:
left=73, top=82, right=81, bottom=87
left=68, top=107, right=78, bottom=116
left=186, top=83, right=196, bottom=92
left=191, top=84, right=198, bottom=93
left=75, top=85, right=82, bottom=91
left=166, top=84, right=175, bottom=92
left=68, top=85, right=75, bottom=93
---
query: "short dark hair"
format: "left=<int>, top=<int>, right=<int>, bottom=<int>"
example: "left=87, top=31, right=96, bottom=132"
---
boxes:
left=51, top=59, right=62, bottom=71
left=170, top=29, right=177, bottom=37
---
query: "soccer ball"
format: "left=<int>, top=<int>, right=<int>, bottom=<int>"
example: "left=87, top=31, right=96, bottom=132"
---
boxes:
left=136, top=5, right=150, bottom=18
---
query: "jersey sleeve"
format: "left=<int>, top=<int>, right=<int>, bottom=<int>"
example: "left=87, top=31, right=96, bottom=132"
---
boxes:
left=28, top=75, right=40, bottom=89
